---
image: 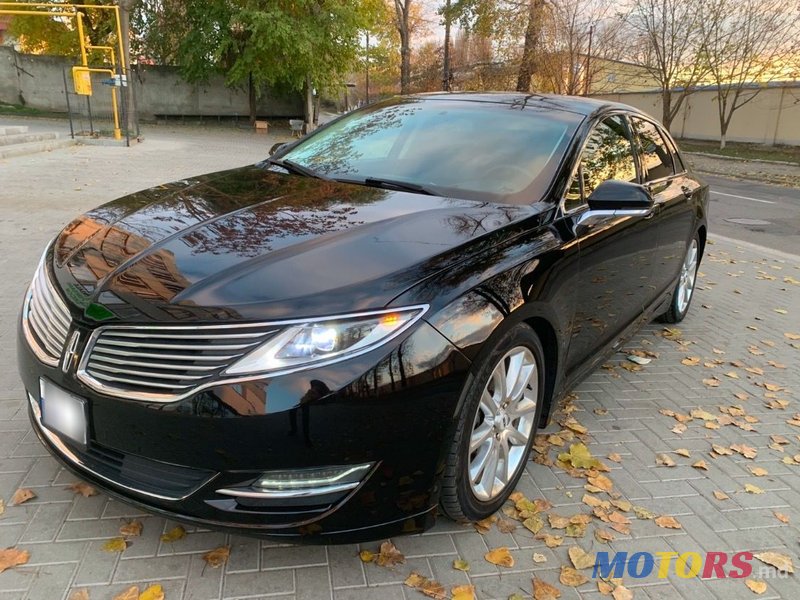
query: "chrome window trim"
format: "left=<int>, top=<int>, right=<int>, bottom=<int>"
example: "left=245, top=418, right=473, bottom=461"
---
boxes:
left=28, top=393, right=216, bottom=501
left=558, top=110, right=638, bottom=218
left=77, top=304, right=430, bottom=403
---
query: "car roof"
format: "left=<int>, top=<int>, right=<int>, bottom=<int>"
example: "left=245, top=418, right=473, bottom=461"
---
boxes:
left=411, top=91, right=647, bottom=119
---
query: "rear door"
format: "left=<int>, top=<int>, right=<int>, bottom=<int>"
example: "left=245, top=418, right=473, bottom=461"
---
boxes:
left=629, top=116, right=697, bottom=298
left=562, top=114, right=658, bottom=375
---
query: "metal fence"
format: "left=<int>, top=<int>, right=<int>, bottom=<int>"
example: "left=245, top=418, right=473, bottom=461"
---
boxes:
left=62, top=66, right=137, bottom=146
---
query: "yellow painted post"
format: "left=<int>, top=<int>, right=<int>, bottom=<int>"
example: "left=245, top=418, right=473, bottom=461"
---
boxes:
left=75, top=11, right=88, bottom=67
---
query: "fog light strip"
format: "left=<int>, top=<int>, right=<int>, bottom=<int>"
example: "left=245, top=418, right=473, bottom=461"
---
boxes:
left=215, top=481, right=361, bottom=499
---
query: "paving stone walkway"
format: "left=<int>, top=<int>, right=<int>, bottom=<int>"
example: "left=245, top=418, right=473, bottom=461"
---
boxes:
left=1, top=123, right=798, bottom=600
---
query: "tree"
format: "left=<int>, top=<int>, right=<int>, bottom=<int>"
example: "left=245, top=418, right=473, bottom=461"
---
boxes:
left=537, top=0, right=624, bottom=96
left=516, top=0, right=545, bottom=92
left=174, top=1, right=380, bottom=126
left=700, top=0, right=800, bottom=148
left=9, top=1, right=118, bottom=60
left=627, top=0, right=710, bottom=130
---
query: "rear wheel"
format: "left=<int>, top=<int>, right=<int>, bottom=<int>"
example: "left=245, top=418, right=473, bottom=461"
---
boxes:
left=440, top=324, right=544, bottom=521
left=659, top=234, right=700, bottom=324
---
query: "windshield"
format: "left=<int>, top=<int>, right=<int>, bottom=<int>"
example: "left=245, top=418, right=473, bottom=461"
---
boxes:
left=280, top=97, right=581, bottom=204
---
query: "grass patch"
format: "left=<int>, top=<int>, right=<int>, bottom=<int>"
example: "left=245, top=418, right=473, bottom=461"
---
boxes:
left=678, top=138, right=800, bottom=164
left=0, top=102, right=68, bottom=119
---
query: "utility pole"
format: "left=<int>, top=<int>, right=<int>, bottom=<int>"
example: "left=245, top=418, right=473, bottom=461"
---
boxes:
left=365, top=31, right=370, bottom=103
left=442, top=0, right=451, bottom=91
left=117, top=0, right=137, bottom=137
left=583, top=24, right=594, bottom=96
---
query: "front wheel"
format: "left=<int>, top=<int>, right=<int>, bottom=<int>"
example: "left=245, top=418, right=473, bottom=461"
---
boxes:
left=659, top=234, right=700, bottom=324
left=440, top=324, right=544, bottom=522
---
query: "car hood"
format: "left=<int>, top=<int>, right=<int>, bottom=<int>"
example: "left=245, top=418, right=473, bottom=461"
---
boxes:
left=52, top=166, right=544, bottom=323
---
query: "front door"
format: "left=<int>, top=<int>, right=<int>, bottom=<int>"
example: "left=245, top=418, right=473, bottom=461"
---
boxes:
left=561, top=114, right=658, bottom=376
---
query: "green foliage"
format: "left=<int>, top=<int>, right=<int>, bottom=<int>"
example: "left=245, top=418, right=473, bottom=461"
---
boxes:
left=169, top=0, right=380, bottom=100
left=8, top=0, right=117, bottom=61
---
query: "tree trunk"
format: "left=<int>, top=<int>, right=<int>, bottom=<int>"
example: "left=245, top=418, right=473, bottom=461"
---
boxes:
left=516, top=0, right=544, bottom=93
left=442, top=0, right=451, bottom=91
left=661, top=89, right=673, bottom=129
left=248, top=73, right=257, bottom=125
left=303, top=76, right=316, bottom=133
left=397, top=0, right=411, bottom=94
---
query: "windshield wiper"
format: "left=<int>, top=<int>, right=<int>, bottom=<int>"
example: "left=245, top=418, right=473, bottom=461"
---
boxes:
left=267, top=158, right=328, bottom=180
left=359, top=177, right=437, bottom=196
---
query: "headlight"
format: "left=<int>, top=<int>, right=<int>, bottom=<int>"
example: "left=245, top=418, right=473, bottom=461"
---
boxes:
left=224, top=305, right=428, bottom=376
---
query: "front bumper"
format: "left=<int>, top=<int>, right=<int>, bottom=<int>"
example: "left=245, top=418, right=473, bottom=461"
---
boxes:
left=19, top=319, right=472, bottom=544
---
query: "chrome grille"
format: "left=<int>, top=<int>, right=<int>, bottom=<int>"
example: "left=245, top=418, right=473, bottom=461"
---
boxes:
left=80, top=324, right=278, bottom=400
left=23, top=261, right=72, bottom=366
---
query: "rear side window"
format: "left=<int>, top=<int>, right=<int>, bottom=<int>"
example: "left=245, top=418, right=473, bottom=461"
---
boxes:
left=630, top=117, right=674, bottom=182
left=564, top=115, right=637, bottom=212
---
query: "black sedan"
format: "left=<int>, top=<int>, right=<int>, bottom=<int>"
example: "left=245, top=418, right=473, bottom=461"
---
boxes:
left=18, top=93, right=707, bottom=543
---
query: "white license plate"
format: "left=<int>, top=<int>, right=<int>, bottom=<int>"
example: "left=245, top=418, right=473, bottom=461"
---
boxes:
left=40, top=379, right=87, bottom=446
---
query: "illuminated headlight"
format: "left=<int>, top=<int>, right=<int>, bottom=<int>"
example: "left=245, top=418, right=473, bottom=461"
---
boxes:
left=224, top=305, right=427, bottom=376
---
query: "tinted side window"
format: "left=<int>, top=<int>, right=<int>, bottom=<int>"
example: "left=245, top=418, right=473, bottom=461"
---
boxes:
left=631, top=117, right=674, bottom=182
left=564, top=115, right=637, bottom=212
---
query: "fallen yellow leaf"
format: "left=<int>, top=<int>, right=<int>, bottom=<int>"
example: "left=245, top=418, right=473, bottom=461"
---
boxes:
left=754, top=551, right=794, bottom=573
left=451, top=584, right=475, bottom=600
left=119, top=520, right=142, bottom=537
left=376, top=541, right=405, bottom=567
left=453, top=558, right=470, bottom=571
left=560, top=566, right=589, bottom=586
left=568, top=546, right=596, bottom=570
left=102, top=538, right=128, bottom=553
left=160, top=525, right=186, bottom=543
left=139, top=585, right=165, bottom=600
left=484, top=547, right=514, bottom=568
left=745, top=579, right=767, bottom=594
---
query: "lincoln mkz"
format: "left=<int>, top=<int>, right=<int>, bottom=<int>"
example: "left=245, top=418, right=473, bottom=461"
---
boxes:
left=18, top=93, right=708, bottom=543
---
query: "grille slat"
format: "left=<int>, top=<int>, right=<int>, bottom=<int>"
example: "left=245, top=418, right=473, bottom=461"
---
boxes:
left=24, top=261, right=72, bottom=365
left=82, top=324, right=279, bottom=399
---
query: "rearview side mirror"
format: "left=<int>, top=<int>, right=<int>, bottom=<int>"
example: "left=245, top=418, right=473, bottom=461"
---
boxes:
left=587, top=180, right=653, bottom=211
left=269, top=142, right=288, bottom=156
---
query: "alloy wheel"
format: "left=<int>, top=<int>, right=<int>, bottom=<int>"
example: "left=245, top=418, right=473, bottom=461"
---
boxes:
left=468, top=346, right=538, bottom=501
left=676, top=238, right=698, bottom=314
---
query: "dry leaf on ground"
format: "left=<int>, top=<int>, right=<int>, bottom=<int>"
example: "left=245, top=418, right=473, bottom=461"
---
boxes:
left=745, top=579, right=767, bottom=594
left=67, top=482, right=98, bottom=497
left=112, top=587, right=138, bottom=600
left=533, top=577, right=562, bottom=600
left=656, top=454, right=676, bottom=467
left=485, top=547, right=514, bottom=568
left=10, top=488, right=36, bottom=506
left=139, top=585, right=165, bottom=600
left=160, top=525, right=187, bottom=543
left=451, top=584, right=475, bottom=600
left=376, top=541, right=405, bottom=567
left=612, top=585, right=634, bottom=600
left=68, top=590, right=90, bottom=600
left=560, top=566, right=589, bottom=586
left=0, top=548, right=29, bottom=573
left=655, top=516, right=682, bottom=529
left=568, top=546, right=596, bottom=570
left=774, top=512, right=790, bottom=524
left=745, top=484, right=765, bottom=494
left=453, top=558, right=470, bottom=571
left=404, top=572, right=446, bottom=599
left=202, top=546, right=231, bottom=568
left=749, top=466, right=769, bottom=477
left=119, top=520, right=142, bottom=537
left=102, top=538, right=128, bottom=553
left=713, top=490, right=730, bottom=500
left=754, top=551, right=794, bottom=573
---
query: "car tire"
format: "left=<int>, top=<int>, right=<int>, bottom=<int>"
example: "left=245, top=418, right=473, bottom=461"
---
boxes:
left=659, top=233, right=701, bottom=324
left=440, top=323, right=545, bottom=522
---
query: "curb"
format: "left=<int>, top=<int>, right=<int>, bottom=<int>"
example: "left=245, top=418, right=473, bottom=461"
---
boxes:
left=685, top=150, right=799, bottom=167
left=709, top=234, right=800, bottom=261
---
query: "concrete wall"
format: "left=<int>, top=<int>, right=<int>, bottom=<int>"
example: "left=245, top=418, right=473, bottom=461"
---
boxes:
left=593, top=84, right=800, bottom=146
left=0, top=46, right=303, bottom=118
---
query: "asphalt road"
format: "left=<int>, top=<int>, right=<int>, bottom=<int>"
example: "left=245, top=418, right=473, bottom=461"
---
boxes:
left=703, top=174, right=800, bottom=255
